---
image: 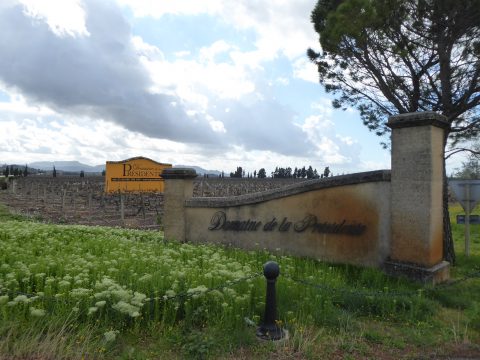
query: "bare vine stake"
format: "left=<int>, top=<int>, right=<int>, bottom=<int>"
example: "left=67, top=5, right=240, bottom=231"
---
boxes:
left=120, top=193, right=125, bottom=223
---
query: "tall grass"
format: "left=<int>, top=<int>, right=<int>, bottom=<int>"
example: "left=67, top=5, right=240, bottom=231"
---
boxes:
left=0, top=202, right=479, bottom=358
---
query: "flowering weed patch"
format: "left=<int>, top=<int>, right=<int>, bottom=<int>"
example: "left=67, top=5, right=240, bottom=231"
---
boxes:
left=0, top=211, right=479, bottom=359
left=0, top=221, right=263, bottom=327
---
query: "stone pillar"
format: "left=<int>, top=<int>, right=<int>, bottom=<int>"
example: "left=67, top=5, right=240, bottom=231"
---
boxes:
left=162, top=168, right=197, bottom=242
left=386, top=111, right=450, bottom=283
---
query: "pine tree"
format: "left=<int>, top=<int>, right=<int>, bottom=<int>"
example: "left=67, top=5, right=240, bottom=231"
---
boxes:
left=323, top=166, right=331, bottom=178
left=309, top=0, right=480, bottom=263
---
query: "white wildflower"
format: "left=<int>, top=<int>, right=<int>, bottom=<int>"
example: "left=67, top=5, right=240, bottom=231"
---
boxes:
left=95, top=300, right=106, bottom=308
left=131, top=292, right=147, bottom=307
left=70, top=288, right=92, bottom=298
left=112, top=301, right=141, bottom=318
left=138, top=274, right=152, bottom=282
left=30, top=307, right=46, bottom=317
left=103, top=330, right=119, bottom=343
left=87, top=307, right=98, bottom=315
left=58, top=280, right=70, bottom=288
left=13, top=295, right=30, bottom=303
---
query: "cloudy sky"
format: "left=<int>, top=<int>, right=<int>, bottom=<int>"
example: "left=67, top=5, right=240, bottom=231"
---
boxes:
left=0, top=0, right=466, bottom=175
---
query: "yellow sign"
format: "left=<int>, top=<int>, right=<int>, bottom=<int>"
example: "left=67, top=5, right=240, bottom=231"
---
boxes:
left=104, top=157, right=172, bottom=193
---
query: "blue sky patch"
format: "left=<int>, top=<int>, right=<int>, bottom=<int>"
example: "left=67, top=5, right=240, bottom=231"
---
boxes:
left=131, top=14, right=257, bottom=62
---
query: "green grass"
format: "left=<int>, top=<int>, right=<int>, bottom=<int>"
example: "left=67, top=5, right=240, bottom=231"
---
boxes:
left=0, top=202, right=479, bottom=359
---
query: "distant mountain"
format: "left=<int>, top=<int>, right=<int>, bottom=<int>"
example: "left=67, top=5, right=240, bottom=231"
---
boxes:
left=174, top=165, right=222, bottom=176
left=28, top=161, right=105, bottom=173
left=27, top=161, right=221, bottom=176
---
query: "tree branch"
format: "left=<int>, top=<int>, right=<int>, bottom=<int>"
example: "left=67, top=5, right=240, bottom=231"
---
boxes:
left=445, top=147, right=480, bottom=159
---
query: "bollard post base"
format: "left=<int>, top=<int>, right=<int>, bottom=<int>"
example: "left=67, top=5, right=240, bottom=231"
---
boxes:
left=256, top=325, right=286, bottom=341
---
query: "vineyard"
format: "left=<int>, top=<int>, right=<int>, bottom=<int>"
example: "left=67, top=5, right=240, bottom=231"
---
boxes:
left=0, top=176, right=304, bottom=229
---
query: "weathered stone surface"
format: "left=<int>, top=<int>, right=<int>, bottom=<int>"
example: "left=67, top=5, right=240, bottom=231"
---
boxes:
left=184, top=174, right=392, bottom=267
left=387, top=111, right=450, bottom=130
left=163, top=170, right=196, bottom=242
left=388, top=113, right=446, bottom=268
left=162, top=168, right=197, bottom=179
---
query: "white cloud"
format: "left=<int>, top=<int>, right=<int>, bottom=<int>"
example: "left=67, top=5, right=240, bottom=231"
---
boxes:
left=0, top=0, right=381, bottom=176
left=311, top=99, right=333, bottom=115
left=141, top=40, right=257, bottom=106
left=0, top=92, right=55, bottom=116
left=117, top=0, right=222, bottom=18
left=131, top=35, right=164, bottom=61
left=0, top=1, right=221, bottom=145
left=293, top=57, right=318, bottom=83
left=206, top=114, right=226, bottom=133
left=119, top=0, right=319, bottom=68
left=299, top=100, right=363, bottom=166
left=19, top=0, right=89, bottom=37
left=0, top=105, right=190, bottom=166
left=302, top=114, right=346, bottom=164
left=199, top=40, right=234, bottom=63
left=217, top=1, right=319, bottom=62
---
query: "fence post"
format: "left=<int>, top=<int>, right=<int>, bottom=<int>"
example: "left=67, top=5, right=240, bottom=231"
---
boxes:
left=256, top=261, right=285, bottom=341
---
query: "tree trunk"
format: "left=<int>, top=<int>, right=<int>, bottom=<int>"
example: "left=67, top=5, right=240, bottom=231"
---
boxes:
left=443, top=134, right=455, bottom=264
left=443, top=171, right=455, bottom=264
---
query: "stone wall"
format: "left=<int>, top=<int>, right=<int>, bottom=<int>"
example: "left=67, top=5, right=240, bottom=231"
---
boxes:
left=187, top=171, right=391, bottom=266
left=163, top=112, right=452, bottom=283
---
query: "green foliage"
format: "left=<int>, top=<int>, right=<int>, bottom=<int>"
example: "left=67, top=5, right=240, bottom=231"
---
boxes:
left=181, top=330, right=217, bottom=359
left=323, top=166, right=330, bottom=178
left=230, top=166, right=243, bottom=178
left=257, top=168, right=266, bottom=178
left=270, top=165, right=324, bottom=179
left=309, top=0, right=480, bottom=146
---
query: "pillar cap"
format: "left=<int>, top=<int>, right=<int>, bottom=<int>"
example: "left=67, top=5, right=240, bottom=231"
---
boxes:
left=387, top=111, right=450, bottom=130
left=162, top=167, right=197, bottom=179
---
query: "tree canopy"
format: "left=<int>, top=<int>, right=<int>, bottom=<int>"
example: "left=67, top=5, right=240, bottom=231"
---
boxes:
left=308, top=0, right=480, bottom=149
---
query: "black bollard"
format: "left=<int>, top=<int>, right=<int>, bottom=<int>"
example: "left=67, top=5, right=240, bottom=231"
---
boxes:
left=256, top=261, right=285, bottom=341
